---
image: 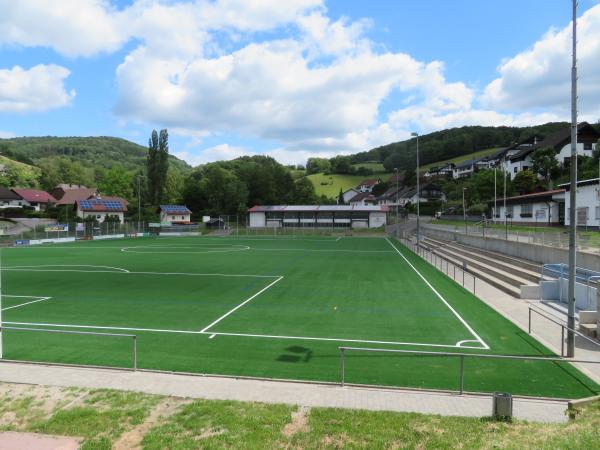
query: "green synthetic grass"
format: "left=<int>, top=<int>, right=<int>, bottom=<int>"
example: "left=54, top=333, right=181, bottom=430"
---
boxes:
left=1, top=236, right=598, bottom=398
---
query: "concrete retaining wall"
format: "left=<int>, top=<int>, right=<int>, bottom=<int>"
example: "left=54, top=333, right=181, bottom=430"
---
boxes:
left=422, top=227, right=600, bottom=269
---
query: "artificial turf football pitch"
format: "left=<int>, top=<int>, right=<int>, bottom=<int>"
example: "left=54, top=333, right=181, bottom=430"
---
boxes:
left=1, top=235, right=598, bottom=399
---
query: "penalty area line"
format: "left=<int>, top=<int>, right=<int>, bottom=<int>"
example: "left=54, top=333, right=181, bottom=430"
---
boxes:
left=200, top=276, right=284, bottom=333
left=1, top=296, right=53, bottom=311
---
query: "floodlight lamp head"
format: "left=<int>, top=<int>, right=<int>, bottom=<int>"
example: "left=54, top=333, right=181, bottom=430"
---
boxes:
left=411, top=132, right=418, bottom=137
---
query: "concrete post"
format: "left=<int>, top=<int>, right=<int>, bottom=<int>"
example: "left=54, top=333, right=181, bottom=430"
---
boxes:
left=597, top=285, right=600, bottom=338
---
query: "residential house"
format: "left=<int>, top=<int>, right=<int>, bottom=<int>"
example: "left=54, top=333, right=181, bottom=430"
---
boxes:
left=492, top=189, right=564, bottom=226
left=396, top=182, right=446, bottom=206
left=75, top=197, right=128, bottom=223
left=11, top=189, right=56, bottom=211
left=559, top=178, right=600, bottom=228
left=348, top=192, right=377, bottom=206
left=0, top=186, right=24, bottom=208
left=339, top=188, right=360, bottom=204
left=452, top=160, right=476, bottom=179
left=424, top=163, right=454, bottom=179
left=506, top=123, right=600, bottom=180
left=53, top=185, right=98, bottom=206
left=159, top=205, right=192, bottom=224
left=356, top=178, right=382, bottom=193
left=376, top=186, right=403, bottom=207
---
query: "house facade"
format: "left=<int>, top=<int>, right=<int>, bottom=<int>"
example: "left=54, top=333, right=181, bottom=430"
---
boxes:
left=559, top=178, right=600, bottom=228
left=11, top=189, right=56, bottom=211
left=0, top=186, right=23, bottom=208
left=492, top=189, right=564, bottom=226
left=424, top=163, right=454, bottom=179
left=340, top=188, right=360, bottom=204
left=248, top=205, right=388, bottom=229
left=356, top=179, right=382, bottom=193
left=76, top=197, right=128, bottom=223
left=159, top=205, right=192, bottom=224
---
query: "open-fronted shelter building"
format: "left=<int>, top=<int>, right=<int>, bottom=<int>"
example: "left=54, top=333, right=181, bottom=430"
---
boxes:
left=248, top=205, right=388, bottom=229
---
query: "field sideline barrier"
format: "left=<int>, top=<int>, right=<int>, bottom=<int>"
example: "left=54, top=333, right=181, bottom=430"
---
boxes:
left=527, top=305, right=600, bottom=357
left=338, top=346, right=600, bottom=396
left=2, top=326, right=137, bottom=370
left=399, top=237, right=476, bottom=294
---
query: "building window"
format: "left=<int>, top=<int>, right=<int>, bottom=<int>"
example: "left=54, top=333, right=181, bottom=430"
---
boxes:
left=596, top=206, right=600, bottom=220
left=577, top=207, right=589, bottom=225
left=520, top=204, right=533, bottom=218
left=172, top=215, right=175, bottom=219
left=513, top=167, right=518, bottom=173
left=536, top=209, right=546, bottom=219
left=584, top=142, right=592, bottom=150
left=505, top=206, right=513, bottom=218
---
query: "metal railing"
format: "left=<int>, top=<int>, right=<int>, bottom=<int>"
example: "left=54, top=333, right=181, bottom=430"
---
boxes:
left=400, top=238, right=476, bottom=294
left=338, top=346, right=600, bottom=395
left=3, top=326, right=137, bottom=370
left=527, top=306, right=600, bottom=357
left=540, top=264, right=600, bottom=310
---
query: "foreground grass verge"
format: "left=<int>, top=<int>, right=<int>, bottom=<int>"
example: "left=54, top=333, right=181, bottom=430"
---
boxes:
left=2, top=382, right=600, bottom=449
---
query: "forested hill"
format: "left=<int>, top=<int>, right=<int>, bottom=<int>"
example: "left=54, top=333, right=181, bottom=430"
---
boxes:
left=0, top=136, right=190, bottom=173
left=350, top=122, right=575, bottom=172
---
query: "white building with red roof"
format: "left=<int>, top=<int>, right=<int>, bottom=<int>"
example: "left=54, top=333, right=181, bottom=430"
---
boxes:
left=11, top=189, right=56, bottom=211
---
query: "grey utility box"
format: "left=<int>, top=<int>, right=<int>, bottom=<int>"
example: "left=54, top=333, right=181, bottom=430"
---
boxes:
left=492, top=392, right=513, bottom=420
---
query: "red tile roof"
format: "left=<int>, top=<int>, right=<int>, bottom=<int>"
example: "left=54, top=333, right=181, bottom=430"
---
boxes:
left=11, top=189, right=56, bottom=203
left=55, top=188, right=98, bottom=206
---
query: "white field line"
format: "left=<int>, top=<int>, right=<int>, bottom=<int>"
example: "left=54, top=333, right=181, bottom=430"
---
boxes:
left=385, top=238, right=490, bottom=350
left=249, top=248, right=393, bottom=253
left=203, top=331, right=483, bottom=349
left=335, top=236, right=342, bottom=242
left=3, top=321, right=480, bottom=349
left=456, top=339, right=482, bottom=347
left=2, top=296, right=52, bottom=311
left=200, top=276, right=284, bottom=333
left=5, top=264, right=130, bottom=273
left=2, top=267, right=280, bottom=279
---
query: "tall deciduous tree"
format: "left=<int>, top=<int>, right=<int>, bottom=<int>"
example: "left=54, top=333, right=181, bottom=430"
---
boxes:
left=146, top=129, right=170, bottom=205
left=513, top=170, right=537, bottom=194
left=98, top=166, right=133, bottom=200
left=531, top=147, right=559, bottom=189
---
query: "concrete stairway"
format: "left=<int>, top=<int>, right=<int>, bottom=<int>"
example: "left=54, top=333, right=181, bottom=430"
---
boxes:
left=420, top=235, right=542, bottom=298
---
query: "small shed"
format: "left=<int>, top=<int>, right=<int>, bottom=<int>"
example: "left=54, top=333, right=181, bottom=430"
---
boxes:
left=159, top=205, right=192, bottom=224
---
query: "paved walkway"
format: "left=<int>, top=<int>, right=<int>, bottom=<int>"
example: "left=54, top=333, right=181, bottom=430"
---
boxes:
left=0, top=361, right=568, bottom=423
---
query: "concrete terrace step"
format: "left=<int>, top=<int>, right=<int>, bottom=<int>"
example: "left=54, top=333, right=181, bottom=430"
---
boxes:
left=418, top=241, right=522, bottom=298
left=423, top=237, right=540, bottom=284
left=422, top=238, right=534, bottom=287
left=426, top=244, right=526, bottom=297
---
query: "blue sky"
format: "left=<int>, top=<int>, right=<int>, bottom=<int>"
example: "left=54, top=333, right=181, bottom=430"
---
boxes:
left=1, top=0, right=599, bottom=166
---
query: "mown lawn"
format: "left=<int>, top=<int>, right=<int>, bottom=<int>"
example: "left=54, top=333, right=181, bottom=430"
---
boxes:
left=307, top=172, right=393, bottom=198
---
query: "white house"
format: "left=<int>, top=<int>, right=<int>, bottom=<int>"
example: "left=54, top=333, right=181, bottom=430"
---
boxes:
left=11, top=189, right=56, bottom=211
left=492, top=189, right=564, bottom=226
left=506, top=123, right=599, bottom=180
left=425, top=163, right=454, bottom=179
left=340, top=188, right=360, bottom=204
left=0, top=187, right=25, bottom=208
left=348, top=192, right=376, bottom=206
left=76, top=197, right=127, bottom=223
left=356, top=179, right=382, bottom=193
left=248, top=205, right=388, bottom=229
left=159, top=205, right=192, bottom=224
left=452, top=160, right=475, bottom=179
left=559, top=178, right=600, bottom=228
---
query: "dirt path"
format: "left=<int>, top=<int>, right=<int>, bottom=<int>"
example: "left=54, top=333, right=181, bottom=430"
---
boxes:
left=112, top=397, right=191, bottom=450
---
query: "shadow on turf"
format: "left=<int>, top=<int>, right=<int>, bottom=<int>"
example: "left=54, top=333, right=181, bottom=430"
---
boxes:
left=276, top=346, right=314, bottom=363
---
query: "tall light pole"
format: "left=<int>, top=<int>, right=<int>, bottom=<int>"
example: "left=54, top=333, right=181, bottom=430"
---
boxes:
left=504, top=164, right=508, bottom=239
left=394, top=167, right=399, bottom=238
left=462, top=187, right=468, bottom=234
left=411, top=132, right=420, bottom=243
left=494, top=167, right=497, bottom=224
left=567, top=0, right=578, bottom=358
left=137, top=174, right=145, bottom=234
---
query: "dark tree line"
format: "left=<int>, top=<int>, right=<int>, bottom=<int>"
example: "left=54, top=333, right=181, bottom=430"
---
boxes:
left=182, top=155, right=331, bottom=216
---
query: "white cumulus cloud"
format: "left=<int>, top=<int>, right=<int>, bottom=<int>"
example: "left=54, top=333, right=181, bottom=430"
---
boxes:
left=0, top=64, right=75, bottom=112
left=481, top=4, right=600, bottom=122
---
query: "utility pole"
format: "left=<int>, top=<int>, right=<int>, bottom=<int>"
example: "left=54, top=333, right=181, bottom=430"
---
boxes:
left=504, top=165, right=508, bottom=240
left=462, top=187, right=468, bottom=234
left=494, top=168, right=497, bottom=224
left=394, top=167, right=399, bottom=238
left=411, top=132, right=420, bottom=243
left=567, top=0, right=578, bottom=358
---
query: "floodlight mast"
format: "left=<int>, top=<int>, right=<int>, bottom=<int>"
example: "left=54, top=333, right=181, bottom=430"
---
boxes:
left=0, top=248, right=3, bottom=359
left=567, top=0, right=578, bottom=358
left=411, top=132, right=420, bottom=244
